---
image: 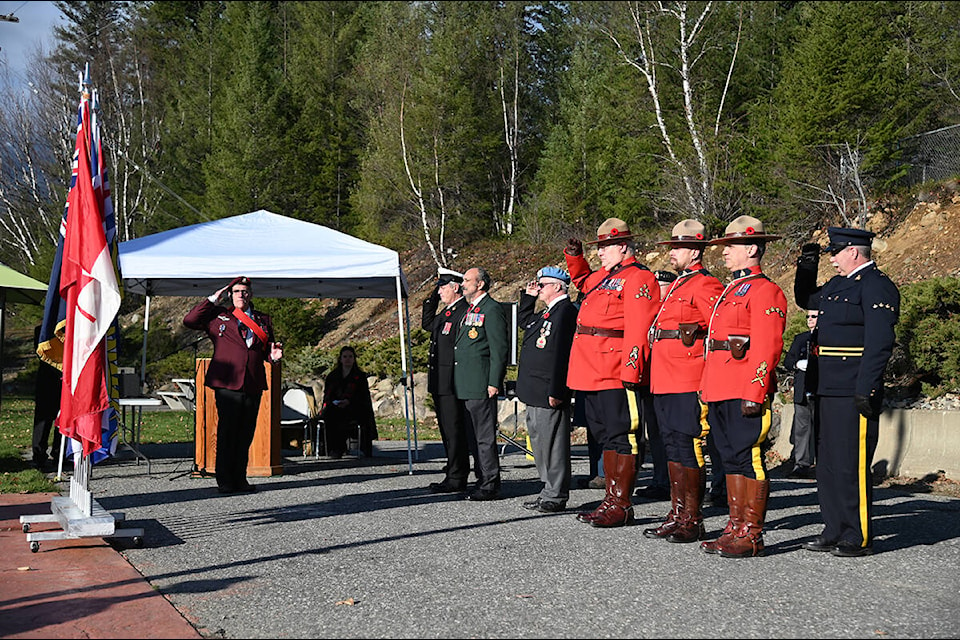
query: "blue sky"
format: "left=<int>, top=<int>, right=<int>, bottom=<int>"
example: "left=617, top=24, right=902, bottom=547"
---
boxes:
left=0, top=1, right=64, bottom=85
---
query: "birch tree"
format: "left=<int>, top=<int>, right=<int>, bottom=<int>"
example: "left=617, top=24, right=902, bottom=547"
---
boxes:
left=598, top=0, right=742, bottom=220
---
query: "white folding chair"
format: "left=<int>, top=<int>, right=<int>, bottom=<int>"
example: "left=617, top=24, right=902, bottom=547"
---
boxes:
left=280, top=387, right=319, bottom=457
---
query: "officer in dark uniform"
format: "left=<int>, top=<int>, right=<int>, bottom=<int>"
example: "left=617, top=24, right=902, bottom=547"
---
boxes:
left=795, top=227, right=900, bottom=557
left=421, top=270, right=471, bottom=493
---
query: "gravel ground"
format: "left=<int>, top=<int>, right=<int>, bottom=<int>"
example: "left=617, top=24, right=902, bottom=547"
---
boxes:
left=75, top=440, right=960, bottom=639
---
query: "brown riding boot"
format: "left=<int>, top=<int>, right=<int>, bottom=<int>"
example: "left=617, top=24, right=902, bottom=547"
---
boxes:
left=667, top=465, right=706, bottom=543
left=590, top=451, right=636, bottom=528
left=717, top=476, right=769, bottom=558
left=577, top=450, right=617, bottom=523
left=701, top=474, right=745, bottom=554
left=643, top=461, right=684, bottom=539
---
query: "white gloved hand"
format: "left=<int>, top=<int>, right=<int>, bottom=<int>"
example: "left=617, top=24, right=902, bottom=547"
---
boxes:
left=796, top=359, right=808, bottom=372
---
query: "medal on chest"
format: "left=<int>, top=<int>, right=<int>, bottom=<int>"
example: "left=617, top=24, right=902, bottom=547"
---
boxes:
left=468, top=327, right=479, bottom=339
left=536, top=320, right=552, bottom=349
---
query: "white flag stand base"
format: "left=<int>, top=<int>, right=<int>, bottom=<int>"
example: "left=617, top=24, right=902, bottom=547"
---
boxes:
left=19, top=453, right=144, bottom=553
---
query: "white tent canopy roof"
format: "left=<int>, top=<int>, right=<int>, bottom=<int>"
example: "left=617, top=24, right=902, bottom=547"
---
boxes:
left=118, top=209, right=407, bottom=299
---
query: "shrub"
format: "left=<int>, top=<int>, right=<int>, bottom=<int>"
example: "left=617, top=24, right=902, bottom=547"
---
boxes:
left=896, top=277, right=960, bottom=396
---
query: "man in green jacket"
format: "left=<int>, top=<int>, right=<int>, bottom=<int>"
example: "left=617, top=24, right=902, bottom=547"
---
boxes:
left=455, top=267, right=509, bottom=501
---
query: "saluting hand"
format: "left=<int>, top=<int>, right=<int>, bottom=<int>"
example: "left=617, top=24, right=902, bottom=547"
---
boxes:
left=565, top=238, right=583, bottom=256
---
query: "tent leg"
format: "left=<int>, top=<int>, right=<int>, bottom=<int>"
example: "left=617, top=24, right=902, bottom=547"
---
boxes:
left=139, top=295, right=150, bottom=392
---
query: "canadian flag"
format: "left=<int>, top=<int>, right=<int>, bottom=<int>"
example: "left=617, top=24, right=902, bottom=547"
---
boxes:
left=56, top=89, right=121, bottom=457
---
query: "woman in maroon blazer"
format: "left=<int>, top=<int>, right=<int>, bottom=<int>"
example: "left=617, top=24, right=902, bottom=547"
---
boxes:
left=184, top=276, right=283, bottom=494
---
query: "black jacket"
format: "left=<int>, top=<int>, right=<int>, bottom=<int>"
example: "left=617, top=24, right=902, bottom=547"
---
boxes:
left=515, top=294, right=577, bottom=408
left=422, top=291, right=469, bottom=397
left=784, top=330, right=816, bottom=405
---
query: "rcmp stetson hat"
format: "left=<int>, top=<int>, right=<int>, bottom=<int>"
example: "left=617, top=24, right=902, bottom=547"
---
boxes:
left=708, top=215, right=781, bottom=245
left=536, top=266, right=571, bottom=284
left=585, top=218, right=635, bottom=246
left=657, top=219, right=709, bottom=245
left=824, top=227, right=875, bottom=254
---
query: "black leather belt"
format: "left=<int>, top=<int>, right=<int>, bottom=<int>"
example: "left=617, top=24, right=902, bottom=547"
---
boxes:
left=576, top=325, right=624, bottom=338
left=652, top=329, right=681, bottom=341
left=707, top=339, right=731, bottom=350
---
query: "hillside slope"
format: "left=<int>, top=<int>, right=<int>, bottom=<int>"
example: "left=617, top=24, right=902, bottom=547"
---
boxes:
left=326, top=184, right=960, bottom=348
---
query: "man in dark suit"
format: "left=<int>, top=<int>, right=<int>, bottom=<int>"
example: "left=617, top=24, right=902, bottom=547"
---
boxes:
left=795, top=227, right=900, bottom=558
left=783, top=298, right=820, bottom=479
left=516, top=266, right=578, bottom=513
left=421, top=270, right=471, bottom=493
left=455, top=267, right=509, bottom=501
left=184, top=276, right=283, bottom=494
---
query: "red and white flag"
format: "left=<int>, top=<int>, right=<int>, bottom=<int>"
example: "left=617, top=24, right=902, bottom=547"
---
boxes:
left=56, top=85, right=122, bottom=457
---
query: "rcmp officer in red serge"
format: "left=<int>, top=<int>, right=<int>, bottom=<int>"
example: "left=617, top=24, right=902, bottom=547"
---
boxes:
left=795, top=227, right=900, bottom=558
left=184, top=276, right=283, bottom=494
left=564, top=218, right=660, bottom=528
left=516, top=266, right=578, bottom=513
left=421, top=270, right=472, bottom=494
left=455, top=267, right=509, bottom=501
left=643, top=219, right=723, bottom=544
left=699, top=216, right=787, bottom=558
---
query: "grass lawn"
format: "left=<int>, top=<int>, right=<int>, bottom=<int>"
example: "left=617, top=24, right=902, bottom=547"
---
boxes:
left=0, top=395, right=439, bottom=493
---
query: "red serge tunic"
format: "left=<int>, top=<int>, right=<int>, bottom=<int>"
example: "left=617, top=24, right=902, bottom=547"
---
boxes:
left=564, top=253, right=660, bottom=391
left=700, top=266, right=788, bottom=403
left=649, top=265, right=724, bottom=394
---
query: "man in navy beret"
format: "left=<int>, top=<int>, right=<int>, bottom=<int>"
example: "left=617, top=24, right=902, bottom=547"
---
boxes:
left=794, top=226, right=900, bottom=557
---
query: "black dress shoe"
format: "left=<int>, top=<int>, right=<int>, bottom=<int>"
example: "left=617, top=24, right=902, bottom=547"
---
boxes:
left=831, top=541, right=873, bottom=557
left=429, top=480, right=466, bottom=494
left=536, top=501, right=566, bottom=513
left=802, top=535, right=837, bottom=552
left=237, top=483, right=257, bottom=494
left=522, top=498, right=541, bottom=510
left=466, top=489, right=499, bottom=502
left=217, top=486, right=237, bottom=494
left=787, top=466, right=815, bottom=480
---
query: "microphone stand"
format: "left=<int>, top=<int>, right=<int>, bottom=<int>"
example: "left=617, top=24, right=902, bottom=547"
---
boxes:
left=169, top=335, right=213, bottom=481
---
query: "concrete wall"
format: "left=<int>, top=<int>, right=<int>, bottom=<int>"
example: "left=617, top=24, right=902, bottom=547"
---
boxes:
left=776, top=405, right=960, bottom=479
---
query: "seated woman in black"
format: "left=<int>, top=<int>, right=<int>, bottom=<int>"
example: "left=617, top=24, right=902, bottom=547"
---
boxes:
left=321, top=346, right=377, bottom=458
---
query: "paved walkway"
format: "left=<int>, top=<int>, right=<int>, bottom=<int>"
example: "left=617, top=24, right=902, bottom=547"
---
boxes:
left=0, top=493, right=200, bottom=639
left=2, top=440, right=959, bottom=638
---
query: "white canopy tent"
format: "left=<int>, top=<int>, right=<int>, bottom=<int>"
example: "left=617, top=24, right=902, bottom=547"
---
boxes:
left=117, top=209, right=419, bottom=471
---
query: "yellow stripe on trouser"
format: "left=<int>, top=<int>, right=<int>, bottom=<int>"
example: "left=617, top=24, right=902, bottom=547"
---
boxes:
left=859, top=413, right=869, bottom=548
left=626, top=389, right=641, bottom=456
left=695, top=398, right=709, bottom=467
left=749, top=397, right=772, bottom=481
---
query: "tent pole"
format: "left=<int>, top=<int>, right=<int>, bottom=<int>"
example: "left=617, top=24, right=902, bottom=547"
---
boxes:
left=402, top=292, right=418, bottom=461
left=140, top=295, right=150, bottom=392
left=396, top=276, right=414, bottom=475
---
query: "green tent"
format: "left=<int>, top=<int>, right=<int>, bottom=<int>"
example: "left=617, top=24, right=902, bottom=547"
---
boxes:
left=0, top=262, right=47, bottom=408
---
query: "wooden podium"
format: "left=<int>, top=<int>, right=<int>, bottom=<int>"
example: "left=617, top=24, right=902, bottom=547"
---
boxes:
left=194, top=358, right=283, bottom=477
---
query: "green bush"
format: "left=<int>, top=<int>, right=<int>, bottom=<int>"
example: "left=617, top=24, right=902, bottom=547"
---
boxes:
left=896, top=277, right=960, bottom=396
left=283, top=329, right=432, bottom=383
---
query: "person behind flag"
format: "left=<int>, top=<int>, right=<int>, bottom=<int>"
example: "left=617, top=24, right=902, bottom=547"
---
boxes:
left=184, top=277, right=283, bottom=494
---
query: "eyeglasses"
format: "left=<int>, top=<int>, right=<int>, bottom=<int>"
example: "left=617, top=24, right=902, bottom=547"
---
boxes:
left=231, top=289, right=251, bottom=296
left=806, top=314, right=818, bottom=318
